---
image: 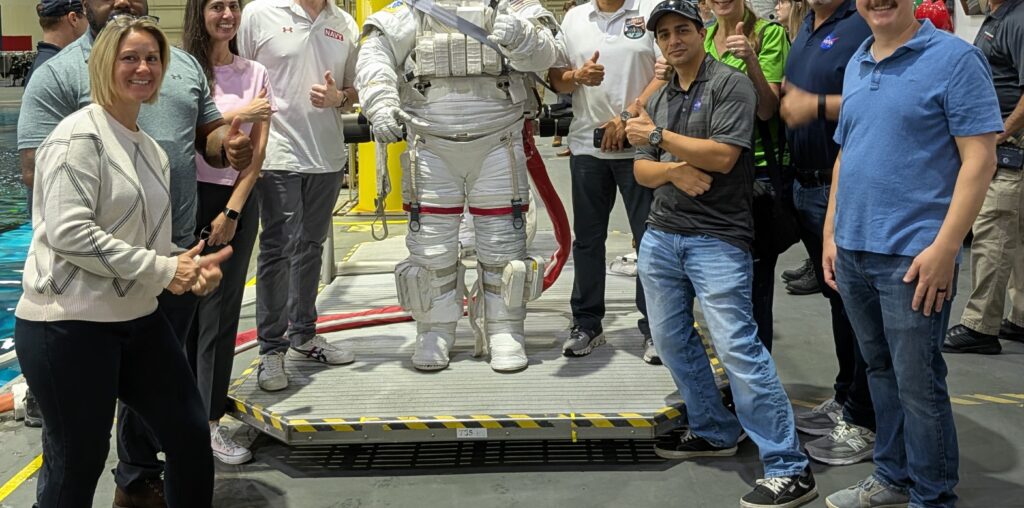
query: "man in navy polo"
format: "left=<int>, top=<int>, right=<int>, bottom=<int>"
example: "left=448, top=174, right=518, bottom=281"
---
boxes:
left=822, top=0, right=1002, bottom=504
left=778, top=0, right=877, bottom=467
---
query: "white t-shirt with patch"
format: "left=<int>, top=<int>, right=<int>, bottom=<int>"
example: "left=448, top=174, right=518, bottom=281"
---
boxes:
left=238, top=0, right=358, bottom=173
left=557, top=0, right=661, bottom=159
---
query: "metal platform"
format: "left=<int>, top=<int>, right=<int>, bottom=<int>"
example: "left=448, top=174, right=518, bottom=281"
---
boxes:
left=227, top=234, right=727, bottom=445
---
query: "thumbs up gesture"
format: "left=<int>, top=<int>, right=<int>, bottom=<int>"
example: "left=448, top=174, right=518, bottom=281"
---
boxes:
left=310, top=70, right=344, bottom=109
left=626, top=99, right=657, bottom=146
left=167, top=241, right=204, bottom=295
left=572, top=50, right=605, bottom=87
left=191, top=244, right=233, bottom=297
left=224, top=117, right=253, bottom=170
left=238, top=87, right=272, bottom=123
left=724, top=21, right=754, bottom=61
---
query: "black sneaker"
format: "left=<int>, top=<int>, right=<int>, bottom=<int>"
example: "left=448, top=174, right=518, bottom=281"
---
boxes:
left=781, top=258, right=813, bottom=283
left=943, top=324, right=1001, bottom=354
left=785, top=270, right=821, bottom=295
left=654, top=429, right=744, bottom=459
left=24, top=389, right=42, bottom=428
left=999, top=319, right=1024, bottom=343
left=562, top=326, right=605, bottom=357
left=741, top=466, right=818, bottom=508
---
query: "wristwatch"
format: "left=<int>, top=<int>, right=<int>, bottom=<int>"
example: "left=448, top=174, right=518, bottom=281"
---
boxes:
left=223, top=207, right=240, bottom=221
left=648, top=127, right=664, bottom=147
left=620, top=110, right=633, bottom=123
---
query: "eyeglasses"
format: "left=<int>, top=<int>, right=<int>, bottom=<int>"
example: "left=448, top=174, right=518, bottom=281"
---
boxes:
left=199, top=226, right=212, bottom=241
left=106, top=12, right=160, bottom=26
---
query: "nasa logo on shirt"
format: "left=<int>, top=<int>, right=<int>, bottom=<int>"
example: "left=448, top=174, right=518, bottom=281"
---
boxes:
left=820, top=32, right=839, bottom=50
left=692, top=97, right=702, bottom=112
left=624, top=16, right=646, bottom=39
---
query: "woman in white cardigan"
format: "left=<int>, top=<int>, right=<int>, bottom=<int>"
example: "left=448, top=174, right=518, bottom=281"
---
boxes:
left=14, top=17, right=229, bottom=507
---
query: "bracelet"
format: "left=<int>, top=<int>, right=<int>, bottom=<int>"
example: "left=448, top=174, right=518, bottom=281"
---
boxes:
left=817, top=94, right=827, bottom=121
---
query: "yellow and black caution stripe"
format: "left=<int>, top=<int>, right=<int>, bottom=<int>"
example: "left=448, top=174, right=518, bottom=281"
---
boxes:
left=949, top=393, right=1024, bottom=407
left=226, top=358, right=260, bottom=398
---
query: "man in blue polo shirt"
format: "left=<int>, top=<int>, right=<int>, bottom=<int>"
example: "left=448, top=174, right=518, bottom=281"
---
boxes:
left=821, top=0, right=1002, bottom=505
left=778, top=0, right=877, bottom=467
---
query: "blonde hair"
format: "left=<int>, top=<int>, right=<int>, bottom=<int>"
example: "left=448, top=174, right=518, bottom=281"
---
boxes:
left=784, top=0, right=808, bottom=42
left=89, top=17, right=170, bottom=107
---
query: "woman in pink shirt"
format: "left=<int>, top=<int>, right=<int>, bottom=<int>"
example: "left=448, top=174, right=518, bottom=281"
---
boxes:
left=182, top=0, right=274, bottom=465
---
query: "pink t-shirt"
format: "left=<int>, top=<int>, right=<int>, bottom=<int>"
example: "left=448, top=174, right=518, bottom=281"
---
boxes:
left=196, top=55, right=276, bottom=186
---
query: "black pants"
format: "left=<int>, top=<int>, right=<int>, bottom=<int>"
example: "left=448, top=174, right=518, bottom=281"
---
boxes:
left=114, top=291, right=199, bottom=488
left=752, top=251, right=779, bottom=352
left=188, top=182, right=259, bottom=420
left=793, top=180, right=875, bottom=430
left=15, top=313, right=212, bottom=508
left=569, top=154, right=653, bottom=336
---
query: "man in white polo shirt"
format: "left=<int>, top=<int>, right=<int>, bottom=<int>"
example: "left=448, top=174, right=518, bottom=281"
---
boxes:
left=238, top=0, right=359, bottom=391
left=550, top=0, right=662, bottom=363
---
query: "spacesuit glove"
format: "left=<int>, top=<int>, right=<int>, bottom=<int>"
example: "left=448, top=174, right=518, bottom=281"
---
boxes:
left=369, top=105, right=404, bottom=144
left=488, top=14, right=530, bottom=51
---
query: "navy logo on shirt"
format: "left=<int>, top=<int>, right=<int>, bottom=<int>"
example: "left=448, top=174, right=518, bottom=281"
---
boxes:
left=820, top=32, right=839, bottom=49
left=624, top=16, right=646, bottom=39
left=282, top=26, right=294, bottom=32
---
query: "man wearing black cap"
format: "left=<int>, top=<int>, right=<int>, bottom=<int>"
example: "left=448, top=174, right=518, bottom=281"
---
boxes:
left=25, top=0, right=87, bottom=85
left=626, top=1, right=816, bottom=507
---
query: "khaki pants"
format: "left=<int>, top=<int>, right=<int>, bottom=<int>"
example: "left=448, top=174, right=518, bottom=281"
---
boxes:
left=962, top=167, right=1024, bottom=334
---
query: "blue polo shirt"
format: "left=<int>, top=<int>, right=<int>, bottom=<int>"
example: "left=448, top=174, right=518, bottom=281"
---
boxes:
left=783, top=0, right=871, bottom=171
left=833, top=20, right=1003, bottom=258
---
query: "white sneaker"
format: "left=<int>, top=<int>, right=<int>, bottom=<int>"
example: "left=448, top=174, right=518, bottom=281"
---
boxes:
left=287, top=335, right=355, bottom=365
left=258, top=352, right=288, bottom=392
left=489, top=333, right=528, bottom=372
left=210, top=424, right=252, bottom=465
left=412, top=332, right=452, bottom=371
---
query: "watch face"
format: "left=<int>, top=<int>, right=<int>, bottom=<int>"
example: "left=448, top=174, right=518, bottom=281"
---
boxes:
left=620, top=111, right=633, bottom=123
left=649, top=129, right=662, bottom=146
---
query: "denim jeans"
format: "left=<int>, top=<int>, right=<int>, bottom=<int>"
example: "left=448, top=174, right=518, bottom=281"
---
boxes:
left=569, top=154, right=653, bottom=337
left=793, top=180, right=875, bottom=430
left=835, top=248, right=958, bottom=508
left=638, top=228, right=808, bottom=478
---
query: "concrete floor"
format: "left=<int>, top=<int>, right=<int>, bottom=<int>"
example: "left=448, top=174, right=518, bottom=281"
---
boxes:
left=1, top=133, right=1023, bottom=507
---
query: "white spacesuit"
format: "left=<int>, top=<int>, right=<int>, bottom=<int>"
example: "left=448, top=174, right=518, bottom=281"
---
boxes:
left=355, top=0, right=559, bottom=372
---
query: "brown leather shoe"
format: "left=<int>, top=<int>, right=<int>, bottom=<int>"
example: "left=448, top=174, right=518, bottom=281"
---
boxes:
left=113, top=477, right=166, bottom=508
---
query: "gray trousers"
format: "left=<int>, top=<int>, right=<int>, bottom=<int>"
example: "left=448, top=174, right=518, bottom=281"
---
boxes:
left=187, top=182, right=260, bottom=420
left=256, top=170, right=343, bottom=355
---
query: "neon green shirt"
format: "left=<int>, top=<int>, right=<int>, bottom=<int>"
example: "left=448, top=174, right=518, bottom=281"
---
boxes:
left=704, top=18, right=790, bottom=167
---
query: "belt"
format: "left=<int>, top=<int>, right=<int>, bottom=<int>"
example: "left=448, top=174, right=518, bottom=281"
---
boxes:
left=794, top=168, right=831, bottom=187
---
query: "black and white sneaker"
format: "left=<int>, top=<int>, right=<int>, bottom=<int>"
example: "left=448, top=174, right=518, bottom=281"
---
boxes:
left=562, top=326, right=605, bottom=357
left=654, top=428, right=745, bottom=459
left=642, top=336, right=662, bottom=365
left=741, top=466, right=818, bottom=508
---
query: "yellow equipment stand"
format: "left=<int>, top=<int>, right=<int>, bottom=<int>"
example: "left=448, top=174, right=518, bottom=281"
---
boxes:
left=352, top=0, right=405, bottom=214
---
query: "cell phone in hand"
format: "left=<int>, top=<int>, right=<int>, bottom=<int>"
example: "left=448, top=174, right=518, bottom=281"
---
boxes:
left=593, top=127, right=632, bottom=149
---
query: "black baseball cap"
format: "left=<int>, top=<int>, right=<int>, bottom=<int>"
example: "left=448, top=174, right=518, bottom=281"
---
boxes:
left=646, top=0, right=703, bottom=31
left=37, top=0, right=83, bottom=17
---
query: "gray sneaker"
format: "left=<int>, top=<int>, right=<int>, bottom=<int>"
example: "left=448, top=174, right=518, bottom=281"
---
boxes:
left=642, top=336, right=661, bottom=365
left=258, top=352, right=288, bottom=392
left=288, top=335, right=355, bottom=365
left=795, top=398, right=842, bottom=436
left=806, top=420, right=875, bottom=465
left=562, top=326, right=605, bottom=357
left=825, top=476, right=909, bottom=508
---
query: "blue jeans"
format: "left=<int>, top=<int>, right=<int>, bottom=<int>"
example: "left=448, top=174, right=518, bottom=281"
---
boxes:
left=638, top=228, right=808, bottom=478
left=835, top=248, right=958, bottom=508
left=793, top=181, right=875, bottom=430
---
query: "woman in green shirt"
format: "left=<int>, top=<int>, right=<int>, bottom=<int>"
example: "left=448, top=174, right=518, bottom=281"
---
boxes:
left=707, top=0, right=791, bottom=352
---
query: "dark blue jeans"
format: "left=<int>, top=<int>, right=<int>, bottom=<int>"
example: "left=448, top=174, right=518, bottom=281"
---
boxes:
left=569, top=154, right=652, bottom=337
left=835, top=248, right=958, bottom=508
left=793, top=180, right=875, bottom=430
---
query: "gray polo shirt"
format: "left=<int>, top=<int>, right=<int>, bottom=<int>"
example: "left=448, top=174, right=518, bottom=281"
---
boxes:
left=18, top=32, right=222, bottom=249
left=975, top=0, right=1024, bottom=119
left=636, top=56, right=757, bottom=249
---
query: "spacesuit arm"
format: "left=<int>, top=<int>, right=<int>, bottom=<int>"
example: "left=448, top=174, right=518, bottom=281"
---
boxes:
left=356, top=6, right=416, bottom=118
left=498, top=11, right=560, bottom=73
